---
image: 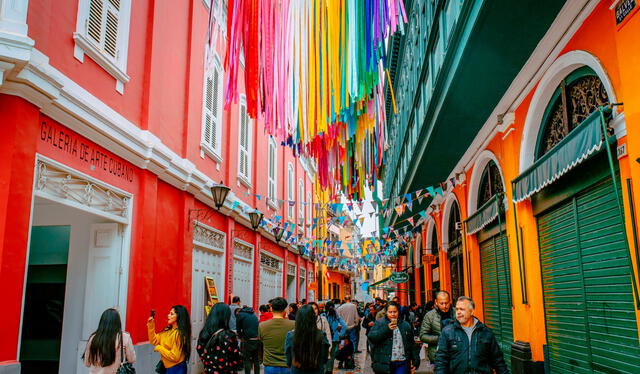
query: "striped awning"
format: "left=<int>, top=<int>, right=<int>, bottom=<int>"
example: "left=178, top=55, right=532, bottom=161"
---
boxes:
left=512, top=111, right=604, bottom=203
left=465, top=194, right=504, bottom=235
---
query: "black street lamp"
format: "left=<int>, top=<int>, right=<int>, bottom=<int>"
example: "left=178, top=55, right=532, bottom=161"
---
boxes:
left=273, top=227, right=284, bottom=243
left=210, top=181, right=230, bottom=209
left=248, top=210, right=263, bottom=231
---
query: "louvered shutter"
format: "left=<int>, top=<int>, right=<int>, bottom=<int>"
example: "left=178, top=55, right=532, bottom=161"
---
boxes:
left=87, top=0, right=103, bottom=44
left=87, top=0, right=120, bottom=60
left=211, top=67, right=220, bottom=151
left=104, top=2, right=119, bottom=58
left=268, top=143, right=276, bottom=200
left=203, top=76, right=214, bottom=148
left=239, top=103, right=249, bottom=179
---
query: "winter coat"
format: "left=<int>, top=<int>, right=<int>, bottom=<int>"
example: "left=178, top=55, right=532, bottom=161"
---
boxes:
left=435, top=318, right=508, bottom=374
left=197, top=329, right=243, bottom=373
left=367, top=318, right=420, bottom=373
left=419, top=308, right=453, bottom=362
left=236, top=307, right=259, bottom=340
left=325, top=313, right=347, bottom=343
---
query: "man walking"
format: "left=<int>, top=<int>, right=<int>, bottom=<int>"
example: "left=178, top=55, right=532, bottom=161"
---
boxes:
left=420, top=291, right=453, bottom=363
left=435, top=296, right=508, bottom=374
left=230, top=296, right=242, bottom=331
left=237, top=305, right=260, bottom=374
left=259, top=297, right=295, bottom=374
left=337, top=295, right=360, bottom=354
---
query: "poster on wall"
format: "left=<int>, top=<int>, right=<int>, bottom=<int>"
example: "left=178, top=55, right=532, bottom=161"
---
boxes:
left=432, top=268, right=440, bottom=282
left=204, top=276, right=219, bottom=316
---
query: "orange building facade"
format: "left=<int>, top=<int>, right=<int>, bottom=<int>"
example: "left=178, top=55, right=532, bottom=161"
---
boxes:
left=398, top=2, right=640, bottom=372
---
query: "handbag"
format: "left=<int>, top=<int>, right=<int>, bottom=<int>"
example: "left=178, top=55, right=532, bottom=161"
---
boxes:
left=116, top=332, right=136, bottom=374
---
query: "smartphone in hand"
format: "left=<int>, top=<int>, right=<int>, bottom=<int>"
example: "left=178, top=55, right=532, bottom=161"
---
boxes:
left=150, top=309, right=155, bottom=318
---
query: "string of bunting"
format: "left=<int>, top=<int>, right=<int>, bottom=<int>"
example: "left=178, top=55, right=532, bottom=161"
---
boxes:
left=224, top=0, right=408, bottom=200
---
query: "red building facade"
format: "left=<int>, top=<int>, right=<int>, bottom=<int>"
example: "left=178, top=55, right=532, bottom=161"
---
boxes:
left=0, top=1, right=315, bottom=372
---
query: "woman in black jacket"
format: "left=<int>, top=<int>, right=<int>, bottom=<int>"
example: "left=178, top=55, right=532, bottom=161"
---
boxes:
left=367, top=301, right=420, bottom=374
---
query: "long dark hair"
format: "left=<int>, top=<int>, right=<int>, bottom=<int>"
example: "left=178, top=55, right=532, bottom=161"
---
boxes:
left=198, top=302, right=231, bottom=348
left=163, top=305, right=191, bottom=361
left=87, top=308, right=121, bottom=367
left=292, top=305, right=323, bottom=370
left=325, top=301, right=337, bottom=319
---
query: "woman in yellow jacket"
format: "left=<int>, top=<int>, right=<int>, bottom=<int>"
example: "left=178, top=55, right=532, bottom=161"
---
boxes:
left=147, top=305, right=191, bottom=374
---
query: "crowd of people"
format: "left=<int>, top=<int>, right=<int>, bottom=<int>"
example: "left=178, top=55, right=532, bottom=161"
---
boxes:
left=80, top=292, right=509, bottom=374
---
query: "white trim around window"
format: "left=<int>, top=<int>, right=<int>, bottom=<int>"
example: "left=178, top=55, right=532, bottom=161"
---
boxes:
left=73, top=0, right=132, bottom=93
left=201, top=52, right=224, bottom=163
left=237, top=95, right=252, bottom=187
left=267, top=138, right=278, bottom=210
left=287, top=163, right=294, bottom=219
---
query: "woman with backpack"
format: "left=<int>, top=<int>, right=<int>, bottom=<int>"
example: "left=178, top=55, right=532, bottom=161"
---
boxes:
left=197, top=302, right=243, bottom=373
left=284, top=305, right=330, bottom=373
left=147, top=305, right=191, bottom=374
left=84, top=308, right=136, bottom=373
left=323, top=301, right=347, bottom=373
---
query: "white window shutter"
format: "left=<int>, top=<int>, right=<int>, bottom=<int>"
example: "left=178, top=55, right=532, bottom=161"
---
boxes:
left=239, top=103, right=249, bottom=179
left=104, top=4, right=119, bottom=58
left=203, top=76, right=214, bottom=147
left=268, top=142, right=275, bottom=200
left=212, top=67, right=220, bottom=151
left=88, top=0, right=104, bottom=44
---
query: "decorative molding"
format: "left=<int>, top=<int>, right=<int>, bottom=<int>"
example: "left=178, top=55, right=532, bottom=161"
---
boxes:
left=233, top=239, right=253, bottom=261
left=466, top=150, right=507, bottom=216
left=260, top=252, right=282, bottom=271
left=287, top=263, right=296, bottom=276
left=35, top=158, right=130, bottom=222
left=73, top=33, right=130, bottom=90
left=193, top=221, right=226, bottom=252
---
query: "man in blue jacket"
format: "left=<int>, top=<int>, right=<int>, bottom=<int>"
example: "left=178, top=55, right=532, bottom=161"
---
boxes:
left=435, top=296, right=509, bottom=374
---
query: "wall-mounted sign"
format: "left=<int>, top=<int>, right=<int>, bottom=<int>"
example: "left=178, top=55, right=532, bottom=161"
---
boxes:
left=204, top=276, right=219, bottom=316
left=433, top=267, right=440, bottom=282
left=617, top=143, right=627, bottom=159
left=616, top=0, right=637, bottom=25
left=390, top=271, right=410, bottom=284
left=423, top=254, right=437, bottom=265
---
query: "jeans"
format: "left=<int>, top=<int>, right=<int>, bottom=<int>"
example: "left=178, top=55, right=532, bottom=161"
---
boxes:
left=264, top=366, right=291, bottom=374
left=166, top=362, right=187, bottom=374
left=346, top=327, right=358, bottom=353
left=390, top=360, right=409, bottom=374
left=242, top=340, right=261, bottom=374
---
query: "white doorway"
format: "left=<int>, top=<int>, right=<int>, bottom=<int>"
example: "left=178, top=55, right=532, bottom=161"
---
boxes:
left=232, top=239, right=254, bottom=308
left=190, top=222, right=226, bottom=373
left=20, top=158, right=132, bottom=374
left=286, top=263, right=297, bottom=303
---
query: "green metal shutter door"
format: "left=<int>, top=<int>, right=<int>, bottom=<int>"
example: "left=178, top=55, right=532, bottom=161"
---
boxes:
left=480, top=233, right=513, bottom=369
left=575, top=178, right=640, bottom=373
left=537, top=177, right=640, bottom=373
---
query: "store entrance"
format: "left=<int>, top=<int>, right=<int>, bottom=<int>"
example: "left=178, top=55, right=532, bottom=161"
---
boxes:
left=20, top=197, right=127, bottom=373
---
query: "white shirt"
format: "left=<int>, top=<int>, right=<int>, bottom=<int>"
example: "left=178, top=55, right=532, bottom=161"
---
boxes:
left=390, top=327, right=406, bottom=361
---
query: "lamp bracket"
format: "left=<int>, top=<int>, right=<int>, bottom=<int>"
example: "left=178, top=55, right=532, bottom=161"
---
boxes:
left=188, top=208, right=216, bottom=228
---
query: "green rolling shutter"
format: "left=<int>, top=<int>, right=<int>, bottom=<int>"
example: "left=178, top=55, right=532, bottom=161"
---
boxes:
left=480, top=233, right=513, bottom=369
left=537, top=176, right=640, bottom=373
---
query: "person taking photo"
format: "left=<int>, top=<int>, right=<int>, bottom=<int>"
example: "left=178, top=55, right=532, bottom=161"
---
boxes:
left=147, top=305, right=191, bottom=374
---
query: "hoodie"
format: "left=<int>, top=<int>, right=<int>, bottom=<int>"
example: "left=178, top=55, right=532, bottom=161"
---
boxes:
left=236, top=307, right=259, bottom=340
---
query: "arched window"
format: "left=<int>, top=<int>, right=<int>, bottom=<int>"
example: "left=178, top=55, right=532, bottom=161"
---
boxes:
left=430, top=225, right=440, bottom=296
left=447, top=200, right=462, bottom=248
left=478, top=160, right=504, bottom=207
left=537, top=67, right=609, bottom=158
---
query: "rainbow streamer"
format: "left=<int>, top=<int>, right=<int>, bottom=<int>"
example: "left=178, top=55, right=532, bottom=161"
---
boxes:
left=225, top=0, right=407, bottom=199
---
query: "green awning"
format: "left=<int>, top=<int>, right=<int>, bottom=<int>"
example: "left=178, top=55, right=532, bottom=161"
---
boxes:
left=367, top=275, right=391, bottom=290
left=465, top=194, right=504, bottom=235
left=512, top=112, right=603, bottom=203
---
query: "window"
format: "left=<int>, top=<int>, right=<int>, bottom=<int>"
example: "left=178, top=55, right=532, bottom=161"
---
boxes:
left=307, top=191, right=312, bottom=237
left=287, top=164, right=294, bottom=219
left=74, top=0, right=132, bottom=93
left=238, top=96, right=252, bottom=184
left=202, top=54, right=224, bottom=160
left=268, top=139, right=277, bottom=208
left=298, top=180, right=304, bottom=225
